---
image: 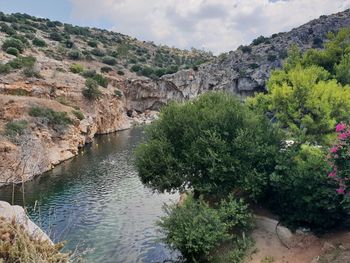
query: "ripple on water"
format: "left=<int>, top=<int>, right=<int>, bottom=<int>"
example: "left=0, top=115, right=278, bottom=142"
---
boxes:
left=0, top=128, right=180, bottom=263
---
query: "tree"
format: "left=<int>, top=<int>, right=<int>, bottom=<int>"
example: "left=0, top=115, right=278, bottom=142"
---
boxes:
left=82, top=78, right=101, bottom=100
left=135, top=92, right=281, bottom=199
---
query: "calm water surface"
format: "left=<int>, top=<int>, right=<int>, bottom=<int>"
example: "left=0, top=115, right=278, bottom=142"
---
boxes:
left=0, top=127, right=179, bottom=263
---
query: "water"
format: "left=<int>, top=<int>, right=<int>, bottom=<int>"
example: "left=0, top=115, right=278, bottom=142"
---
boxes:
left=0, top=127, right=179, bottom=263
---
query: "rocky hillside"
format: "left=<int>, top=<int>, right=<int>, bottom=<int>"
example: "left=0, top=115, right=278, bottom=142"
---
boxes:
left=139, top=8, right=350, bottom=109
left=1, top=9, right=350, bottom=185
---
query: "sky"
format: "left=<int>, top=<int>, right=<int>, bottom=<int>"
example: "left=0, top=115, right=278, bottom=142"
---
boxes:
left=1, top=0, right=350, bottom=54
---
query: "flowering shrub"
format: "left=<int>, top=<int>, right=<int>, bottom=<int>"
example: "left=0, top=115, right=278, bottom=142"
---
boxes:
left=328, top=123, right=350, bottom=196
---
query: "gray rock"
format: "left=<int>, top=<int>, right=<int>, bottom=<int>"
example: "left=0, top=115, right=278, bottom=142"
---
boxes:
left=0, top=201, right=53, bottom=244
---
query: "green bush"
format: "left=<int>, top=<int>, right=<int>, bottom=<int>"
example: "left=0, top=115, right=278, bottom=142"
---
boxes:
left=0, top=22, right=16, bottom=35
left=87, top=40, right=98, bottom=47
left=4, top=120, right=28, bottom=137
left=158, top=196, right=253, bottom=262
left=2, top=38, right=25, bottom=53
left=91, top=48, right=105, bottom=57
left=67, top=50, right=81, bottom=60
left=49, top=32, right=62, bottom=42
left=22, top=67, right=41, bottom=78
left=6, top=47, right=19, bottom=56
left=267, top=54, right=277, bottom=62
left=81, top=70, right=108, bottom=87
left=0, top=63, right=11, bottom=74
left=7, top=56, right=36, bottom=69
left=72, top=109, right=84, bottom=120
left=101, top=66, right=112, bottom=73
left=69, top=63, right=84, bottom=74
left=32, top=37, right=47, bottom=47
left=102, top=56, right=116, bottom=65
left=252, top=36, right=269, bottom=46
left=114, top=89, right=123, bottom=98
left=135, top=92, right=281, bottom=200
left=82, top=78, right=102, bottom=100
left=268, top=144, right=346, bottom=231
left=130, top=64, right=141, bottom=72
left=29, top=106, right=72, bottom=126
left=117, top=70, right=124, bottom=75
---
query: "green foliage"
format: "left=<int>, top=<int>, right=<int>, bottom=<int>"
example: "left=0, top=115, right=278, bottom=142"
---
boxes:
left=2, top=38, right=25, bottom=53
left=69, top=63, right=84, bottom=74
left=158, top=196, right=253, bottom=262
left=240, top=44, right=251, bottom=53
left=87, top=40, right=98, bottom=47
left=4, top=120, right=28, bottom=137
left=67, top=50, right=81, bottom=60
left=81, top=70, right=108, bottom=87
left=268, top=144, right=346, bottom=231
left=29, top=106, right=72, bottom=126
left=22, top=67, right=41, bottom=78
left=117, top=70, right=124, bottom=75
left=72, top=109, right=84, bottom=120
left=114, top=89, right=123, bottom=98
left=101, top=66, right=112, bottom=73
left=7, top=56, right=36, bottom=69
left=91, top=48, right=105, bottom=57
left=32, top=37, right=47, bottom=47
left=6, top=47, right=19, bottom=56
left=0, top=22, right=16, bottom=35
left=82, top=78, right=102, bottom=100
left=0, top=63, right=11, bottom=74
left=135, top=92, right=281, bottom=199
left=267, top=54, right=277, bottom=62
left=335, top=53, right=350, bottom=85
left=252, top=36, right=269, bottom=46
left=102, top=56, right=116, bottom=65
left=49, top=32, right=62, bottom=42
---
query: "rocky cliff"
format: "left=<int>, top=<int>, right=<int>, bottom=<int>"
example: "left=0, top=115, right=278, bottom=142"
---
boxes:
left=124, top=9, right=350, bottom=111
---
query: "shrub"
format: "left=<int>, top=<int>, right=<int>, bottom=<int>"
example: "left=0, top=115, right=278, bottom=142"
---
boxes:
left=72, top=109, right=84, bottom=120
left=130, top=64, right=141, bottom=72
left=64, top=39, right=74, bottom=48
left=4, top=120, right=28, bottom=137
left=101, top=66, right=113, bottom=73
left=67, top=50, right=81, bottom=60
left=102, top=56, right=116, bottom=65
left=335, top=53, right=350, bottom=85
left=7, top=56, right=36, bottom=69
left=69, top=63, right=84, bottom=74
left=267, top=54, right=277, bottom=62
left=32, top=37, right=47, bottom=47
left=0, top=218, right=69, bottom=263
left=91, top=48, right=105, bottom=57
left=87, top=40, right=98, bottom=47
left=81, top=70, right=108, bottom=87
left=268, top=144, right=346, bottom=231
left=82, top=78, right=102, bottom=100
left=328, top=123, right=350, bottom=196
left=6, top=47, right=19, bottom=56
left=0, top=63, right=11, bottom=74
left=114, top=89, right=123, bottom=98
left=29, top=106, right=72, bottom=126
left=0, top=22, right=16, bottom=35
left=158, top=196, right=253, bottom=262
left=135, top=92, right=281, bottom=200
left=2, top=38, right=25, bottom=53
left=117, top=70, right=124, bottom=75
left=49, top=32, right=62, bottom=42
left=252, top=36, right=269, bottom=46
left=22, top=67, right=41, bottom=78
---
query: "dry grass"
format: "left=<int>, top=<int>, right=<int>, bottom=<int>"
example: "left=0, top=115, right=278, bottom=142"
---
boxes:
left=0, top=217, right=69, bottom=263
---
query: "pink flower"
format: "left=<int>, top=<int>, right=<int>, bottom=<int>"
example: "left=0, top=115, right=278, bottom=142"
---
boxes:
left=328, top=171, right=337, bottom=177
left=336, top=187, right=345, bottom=194
left=338, top=133, right=348, bottom=140
left=336, top=123, right=346, bottom=132
left=330, top=146, right=338, bottom=153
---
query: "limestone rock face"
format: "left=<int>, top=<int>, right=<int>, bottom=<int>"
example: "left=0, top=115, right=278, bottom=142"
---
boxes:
left=123, top=9, right=350, bottom=112
left=0, top=201, right=52, bottom=244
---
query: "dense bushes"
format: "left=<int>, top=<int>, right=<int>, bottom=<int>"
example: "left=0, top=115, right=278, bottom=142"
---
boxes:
left=267, top=144, right=346, bottom=230
left=2, top=38, right=25, bottom=53
left=4, top=120, right=28, bottom=137
left=82, top=78, right=102, bottom=100
left=7, top=56, right=36, bottom=69
left=102, top=56, right=116, bottom=65
left=81, top=70, right=108, bottom=87
left=159, top=196, right=253, bottom=262
left=135, top=92, right=281, bottom=200
left=29, top=106, right=72, bottom=126
left=32, top=37, right=47, bottom=47
left=6, top=47, right=19, bottom=56
left=69, top=63, right=84, bottom=74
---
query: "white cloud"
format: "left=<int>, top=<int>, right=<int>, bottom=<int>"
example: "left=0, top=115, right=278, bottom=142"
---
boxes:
left=69, top=0, right=350, bottom=54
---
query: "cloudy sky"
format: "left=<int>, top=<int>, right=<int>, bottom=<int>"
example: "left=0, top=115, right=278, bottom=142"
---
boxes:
left=1, top=0, right=350, bottom=54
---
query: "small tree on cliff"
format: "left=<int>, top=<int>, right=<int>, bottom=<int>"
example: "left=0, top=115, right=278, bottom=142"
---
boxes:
left=135, top=92, right=281, bottom=200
